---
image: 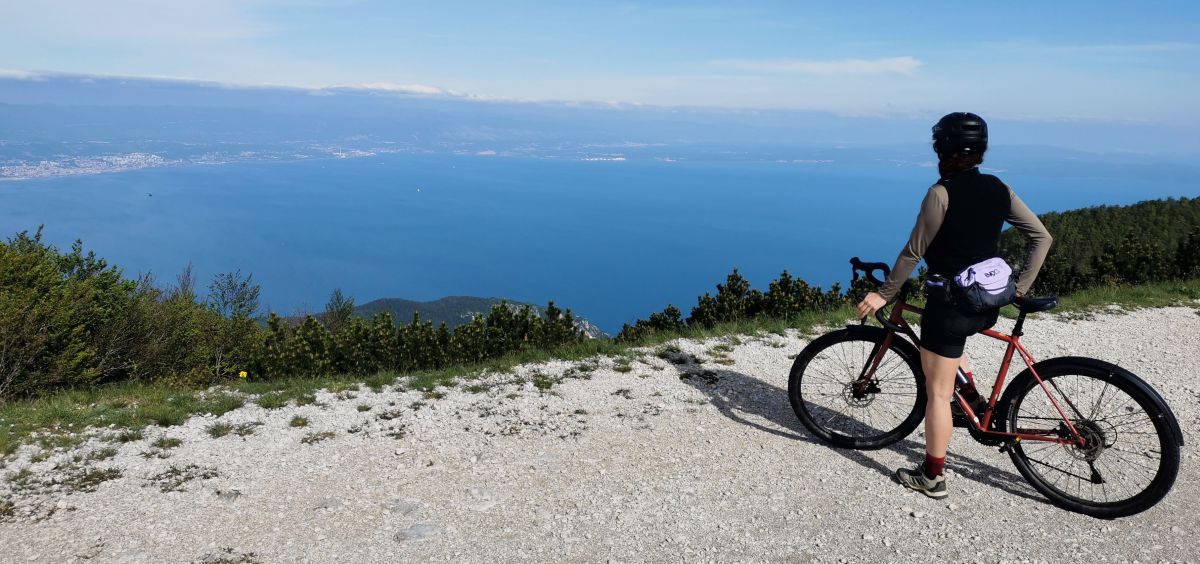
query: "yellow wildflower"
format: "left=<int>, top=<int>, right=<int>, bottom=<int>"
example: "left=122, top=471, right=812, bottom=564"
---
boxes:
left=238, top=370, right=248, bottom=379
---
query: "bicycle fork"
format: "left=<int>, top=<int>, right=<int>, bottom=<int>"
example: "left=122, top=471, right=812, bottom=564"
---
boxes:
left=851, top=338, right=888, bottom=398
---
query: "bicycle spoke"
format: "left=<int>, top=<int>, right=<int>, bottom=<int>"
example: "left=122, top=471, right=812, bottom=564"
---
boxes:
left=1088, top=380, right=1112, bottom=421
left=1025, top=453, right=1095, bottom=484
left=1008, top=366, right=1177, bottom=510
left=795, top=331, right=924, bottom=447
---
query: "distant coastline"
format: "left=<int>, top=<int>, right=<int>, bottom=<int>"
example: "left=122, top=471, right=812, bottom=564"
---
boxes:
left=0, top=146, right=644, bottom=181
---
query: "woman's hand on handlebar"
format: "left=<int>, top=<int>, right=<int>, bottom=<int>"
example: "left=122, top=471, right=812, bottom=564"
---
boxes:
left=855, top=292, right=886, bottom=320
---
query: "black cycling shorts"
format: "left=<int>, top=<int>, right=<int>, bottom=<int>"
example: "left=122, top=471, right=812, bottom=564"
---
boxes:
left=919, top=293, right=999, bottom=359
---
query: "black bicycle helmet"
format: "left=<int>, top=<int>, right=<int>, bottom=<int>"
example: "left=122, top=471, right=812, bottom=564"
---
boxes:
left=932, top=112, right=987, bottom=156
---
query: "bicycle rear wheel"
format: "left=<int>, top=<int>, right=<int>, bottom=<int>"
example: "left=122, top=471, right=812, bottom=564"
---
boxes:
left=788, top=326, right=925, bottom=449
left=999, top=357, right=1182, bottom=518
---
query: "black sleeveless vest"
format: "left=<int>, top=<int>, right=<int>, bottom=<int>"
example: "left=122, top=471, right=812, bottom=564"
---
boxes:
left=924, top=169, right=1009, bottom=277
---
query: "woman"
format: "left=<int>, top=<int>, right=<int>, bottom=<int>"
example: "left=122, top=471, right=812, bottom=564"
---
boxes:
left=855, top=112, right=1053, bottom=499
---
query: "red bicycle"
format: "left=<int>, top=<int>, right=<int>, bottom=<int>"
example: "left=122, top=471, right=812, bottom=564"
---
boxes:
left=788, top=258, right=1183, bottom=518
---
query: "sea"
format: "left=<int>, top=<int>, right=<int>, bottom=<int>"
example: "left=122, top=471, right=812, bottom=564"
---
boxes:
left=3, top=152, right=1197, bottom=333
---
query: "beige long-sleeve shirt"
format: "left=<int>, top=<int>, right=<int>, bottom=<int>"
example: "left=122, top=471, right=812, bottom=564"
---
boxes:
left=878, top=182, right=1053, bottom=301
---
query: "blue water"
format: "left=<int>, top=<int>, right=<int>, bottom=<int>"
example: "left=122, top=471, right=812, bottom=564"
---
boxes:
left=3, top=153, right=1197, bottom=332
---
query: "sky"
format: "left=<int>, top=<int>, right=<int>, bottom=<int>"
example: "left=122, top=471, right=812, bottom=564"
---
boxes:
left=1, top=1, right=1198, bottom=123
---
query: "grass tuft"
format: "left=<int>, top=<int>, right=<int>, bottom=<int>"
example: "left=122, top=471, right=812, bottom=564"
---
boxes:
left=148, top=464, right=218, bottom=493
left=363, top=372, right=397, bottom=392
left=8, top=468, right=34, bottom=489
left=207, top=423, right=232, bottom=438
left=112, top=429, right=144, bottom=443
left=151, top=437, right=182, bottom=450
left=301, top=431, right=336, bottom=445
left=531, top=371, right=558, bottom=390
left=233, top=422, right=262, bottom=437
left=78, top=447, right=119, bottom=462
left=59, top=467, right=122, bottom=493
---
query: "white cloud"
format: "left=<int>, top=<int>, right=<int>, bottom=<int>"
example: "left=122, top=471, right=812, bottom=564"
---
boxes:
left=342, top=82, right=457, bottom=96
left=0, top=68, right=44, bottom=80
left=711, top=56, right=923, bottom=75
left=331, top=82, right=527, bottom=103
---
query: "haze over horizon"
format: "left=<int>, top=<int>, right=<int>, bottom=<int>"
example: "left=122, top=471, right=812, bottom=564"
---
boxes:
left=2, top=1, right=1197, bottom=124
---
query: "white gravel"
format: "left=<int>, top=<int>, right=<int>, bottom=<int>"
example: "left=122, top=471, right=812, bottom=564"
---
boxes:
left=1, top=305, right=1197, bottom=563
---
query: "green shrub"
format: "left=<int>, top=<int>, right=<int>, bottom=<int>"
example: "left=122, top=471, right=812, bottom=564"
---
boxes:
left=0, top=230, right=266, bottom=401
left=0, top=229, right=138, bottom=398
left=1176, top=228, right=1200, bottom=278
left=1092, top=235, right=1174, bottom=285
left=618, top=269, right=844, bottom=342
left=5, top=196, right=1196, bottom=402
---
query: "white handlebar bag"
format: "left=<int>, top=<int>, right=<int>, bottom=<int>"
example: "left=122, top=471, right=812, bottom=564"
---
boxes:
left=952, top=257, right=1017, bottom=313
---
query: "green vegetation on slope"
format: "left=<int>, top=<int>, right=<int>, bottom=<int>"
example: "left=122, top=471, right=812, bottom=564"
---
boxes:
left=1050, top=277, right=1200, bottom=312
left=0, top=229, right=586, bottom=402
left=999, top=196, right=1200, bottom=294
left=2, top=279, right=1197, bottom=458
left=1, top=196, right=1198, bottom=453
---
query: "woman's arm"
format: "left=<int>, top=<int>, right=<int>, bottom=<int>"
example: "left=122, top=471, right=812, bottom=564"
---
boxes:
left=878, top=185, right=948, bottom=302
left=1005, top=186, right=1053, bottom=296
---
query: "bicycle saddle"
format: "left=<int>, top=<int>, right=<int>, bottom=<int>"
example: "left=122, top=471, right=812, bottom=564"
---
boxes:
left=1014, top=296, right=1058, bottom=313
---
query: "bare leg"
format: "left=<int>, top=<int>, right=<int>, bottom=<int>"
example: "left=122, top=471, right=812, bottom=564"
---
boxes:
left=921, top=348, right=961, bottom=458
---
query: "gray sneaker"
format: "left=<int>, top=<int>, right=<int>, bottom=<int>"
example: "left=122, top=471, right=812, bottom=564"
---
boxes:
left=895, top=465, right=948, bottom=499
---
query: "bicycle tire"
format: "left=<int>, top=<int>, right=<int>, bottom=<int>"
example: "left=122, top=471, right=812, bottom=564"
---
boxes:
left=998, top=357, right=1182, bottom=518
left=788, top=325, right=926, bottom=450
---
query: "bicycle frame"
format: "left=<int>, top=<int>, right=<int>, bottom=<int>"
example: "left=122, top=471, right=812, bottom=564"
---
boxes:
left=867, top=300, right=1087, bottom=447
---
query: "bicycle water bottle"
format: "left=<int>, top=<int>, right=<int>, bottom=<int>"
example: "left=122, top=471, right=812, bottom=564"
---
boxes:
left=955, top=368, right=986, bottom=414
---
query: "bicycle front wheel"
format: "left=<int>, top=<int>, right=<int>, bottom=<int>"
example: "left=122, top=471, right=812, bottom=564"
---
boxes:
left=999, top=357, right=1182, bottom=518
left=788, top=326, right=925, bottom=449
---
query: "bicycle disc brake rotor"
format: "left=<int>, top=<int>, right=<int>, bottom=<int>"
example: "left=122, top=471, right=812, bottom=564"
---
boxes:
left=842, top=380, right=881, bottom=407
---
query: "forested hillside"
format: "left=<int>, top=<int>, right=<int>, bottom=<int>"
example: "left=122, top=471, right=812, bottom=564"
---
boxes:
left=354, top=297, right=511, bottom=327
left=1000, top=197, right=1200, bottom=294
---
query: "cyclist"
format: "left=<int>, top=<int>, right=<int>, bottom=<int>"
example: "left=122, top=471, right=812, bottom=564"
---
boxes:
left=854, top=112, right=1053, bottom=498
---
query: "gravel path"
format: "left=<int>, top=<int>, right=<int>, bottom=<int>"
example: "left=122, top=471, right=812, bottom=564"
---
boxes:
left=2, top=305, right=1197, bottom=563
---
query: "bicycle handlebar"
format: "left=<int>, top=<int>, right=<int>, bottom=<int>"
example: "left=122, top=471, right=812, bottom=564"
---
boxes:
left=851, top=257, right=910, bottom=332
left=849, top=256, right=891, bottom=288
